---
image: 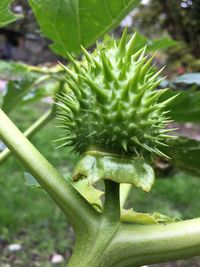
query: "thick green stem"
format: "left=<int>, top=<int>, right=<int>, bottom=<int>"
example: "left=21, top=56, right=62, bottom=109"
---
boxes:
left=0, top=108, right=99, bottom=233
left=0, top=109, right=55, bottom=164
left=101, top=218, right=200, bottom=267
left=104, top=180, right=120, bottom=222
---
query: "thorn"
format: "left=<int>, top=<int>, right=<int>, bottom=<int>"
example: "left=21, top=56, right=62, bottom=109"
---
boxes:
left=63, top=79, right=80, bottom=97
left=56, top=140, right=74, bottom=149
left=144, top=134, right=162, bottom=141
left=133, top=147, right=140, bottom=156
left=131, top=46, right=146, bottom=61
left=58, top=94, right=79, bottom=113
left=121, top=140, right=128, bottom=151
left=140, top=52, right=156, bottom=80
left=160, top=128, right=176, bottom=133
left=81, top=45, right=93, bottom=64
left=126, top=32, right=137, bottom=60
left=160, top=134, right=174, bottom=139
left=155, top=140, right=168, bottom=147
left=131, top=136, right=141, bottom=145
left=100, top=51, right=115, bottom=82
left=126, top=59, right=146, bottom=91
left=59, top=61, right=78, bottom=83
left=53, top=135, right=75, bottom=143
left=154, top=148, right=170, bottom=159
left=66, top=52, right=82, bottom=74
left=118, top=27, right=128, bottom=54
left=144, top=89, right=168, bottom=106
left=160, top=93, right=179, bottom=106
left=149, top=78, right=166, bottom=91
left=86, top=131, right=96, bottom=138
left=81, top=76, right=107, bottom=102
left=149, top=66, right=165, bottom=82
left=138, top=45, right=147, bottom=61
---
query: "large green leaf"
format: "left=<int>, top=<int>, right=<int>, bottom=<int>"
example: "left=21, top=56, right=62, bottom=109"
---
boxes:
left=165, top=137, right=200, bottom=177
left=29, top=0, right=140, bottom=56
left=0, top=0, right=22, bottom=27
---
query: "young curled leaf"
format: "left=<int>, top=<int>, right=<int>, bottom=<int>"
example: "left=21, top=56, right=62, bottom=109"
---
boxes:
left=67, top=177, right=104, bottom=211
left=73, top=151, right=155, bottom=192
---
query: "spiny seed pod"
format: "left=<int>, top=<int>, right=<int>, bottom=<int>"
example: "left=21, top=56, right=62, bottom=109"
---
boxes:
left=56, top=30, right=176, bottom=158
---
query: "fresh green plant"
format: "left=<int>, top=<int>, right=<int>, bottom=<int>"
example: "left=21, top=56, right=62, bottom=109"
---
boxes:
left=1, top=1, right=200, bottom=267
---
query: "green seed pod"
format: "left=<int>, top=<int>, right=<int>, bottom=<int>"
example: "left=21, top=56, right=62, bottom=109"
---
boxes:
left=56, top=30, right=176, bottom=159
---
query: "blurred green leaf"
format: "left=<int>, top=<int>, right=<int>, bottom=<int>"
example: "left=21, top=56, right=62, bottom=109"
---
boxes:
left=20, top=80, right=60, bottom=106
left=123, top=32, right=177, bottom=52
left=159, top=88, right=200, bottom=123
left=0, top=0, right=22, bottom=27
left=165, top=137, right=200, bottom=177
left=24, top=172, right=40, bottom=188
left=0, top=61, right=60, bottom=113
left=29, top=0, right=140, bottom=57
left=0, top=60, right=63, bottom=79
left=147, top=37, right=177, bottom=51
left=159, top=73, right=200, bottom=122
left=0, top=61, right=31, bottom=80
left=121, top=209, right=177, bottom=224
left=1, top=77, right=37, bottom=114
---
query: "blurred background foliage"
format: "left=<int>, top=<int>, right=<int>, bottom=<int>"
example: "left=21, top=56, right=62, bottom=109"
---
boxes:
left=0, top=0, right=200, bottom=266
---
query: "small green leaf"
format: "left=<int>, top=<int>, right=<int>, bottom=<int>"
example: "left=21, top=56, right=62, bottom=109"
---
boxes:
left=0, top=0, right=22, bottom=28
left=121, top=209, right=177, bottom=224
left=24, top=172, right=41, bottom=188
left=73, top=151, right=155, bottom=192
left=67, top=177, right=103, bottom=211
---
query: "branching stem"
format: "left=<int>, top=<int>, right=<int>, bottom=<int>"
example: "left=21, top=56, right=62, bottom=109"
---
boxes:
left=0, top=108, right=99, bottom=233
